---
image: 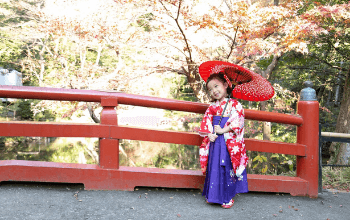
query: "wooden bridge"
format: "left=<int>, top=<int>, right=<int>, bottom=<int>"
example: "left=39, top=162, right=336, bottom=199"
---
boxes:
left=0, top=85, right=319, bottom=198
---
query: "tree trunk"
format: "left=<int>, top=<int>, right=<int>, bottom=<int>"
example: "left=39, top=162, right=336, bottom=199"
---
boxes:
left=259, top=101, right=271, bottom=140
left=95, top=44, right=102, bottom=66
left=330, top=68, right=350, bottom=165
left=258, top=55, right=280, bottom=141
left=80, top=44, right=86, bottom=74
left=54, top=38, right=59, bottom=57
left=38, top=43, right=46, bottom=87
left=184, top=60, right=210, bottom=103
left=258, top=56, right=280, bottom=174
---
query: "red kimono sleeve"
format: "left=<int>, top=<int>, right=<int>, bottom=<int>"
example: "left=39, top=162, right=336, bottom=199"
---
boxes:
left=198, top=106, right=214, bottom=174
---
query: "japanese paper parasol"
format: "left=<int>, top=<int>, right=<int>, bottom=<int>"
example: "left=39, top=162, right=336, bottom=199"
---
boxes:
left=199, top=61, right=274, bottom=101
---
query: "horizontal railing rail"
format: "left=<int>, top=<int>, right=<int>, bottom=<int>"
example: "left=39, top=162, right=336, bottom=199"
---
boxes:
left=0, top=85, right=303, bottom=125
left=319, top=124, right=350, bottom=192
left=0, top=121, right=306, bottom=156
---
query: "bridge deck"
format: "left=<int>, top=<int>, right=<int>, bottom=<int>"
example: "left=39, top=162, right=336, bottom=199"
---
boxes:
left=0, top=160, right=308, bottom=196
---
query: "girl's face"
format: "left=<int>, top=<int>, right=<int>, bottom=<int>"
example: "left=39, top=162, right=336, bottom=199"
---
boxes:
left=207, top=78, right=228, bottom=102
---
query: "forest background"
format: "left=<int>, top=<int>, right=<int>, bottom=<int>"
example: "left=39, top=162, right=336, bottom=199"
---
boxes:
left=0, top=0, right=349, bottom=190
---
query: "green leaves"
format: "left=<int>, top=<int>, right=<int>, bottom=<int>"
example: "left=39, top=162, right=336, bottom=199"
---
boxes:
left=253, top=154, right=268, bottom=163
left=0, top=31, right=24, bottom=69
left=250, top=152, right=296, bottom=175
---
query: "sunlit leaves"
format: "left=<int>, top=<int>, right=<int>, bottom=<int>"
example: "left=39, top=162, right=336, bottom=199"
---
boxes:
left=300, top=2, right=350, bottom=37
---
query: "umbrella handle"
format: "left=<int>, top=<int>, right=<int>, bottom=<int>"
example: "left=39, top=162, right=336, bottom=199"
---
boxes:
left=212, top=93, right=232, bottom=134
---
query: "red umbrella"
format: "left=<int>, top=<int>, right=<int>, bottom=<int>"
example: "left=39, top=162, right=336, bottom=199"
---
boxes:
left=199, top=61, right=274, bottom=101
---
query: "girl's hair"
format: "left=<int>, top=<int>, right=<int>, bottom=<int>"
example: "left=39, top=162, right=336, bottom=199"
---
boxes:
left=206, top=73, right=233, bottom=101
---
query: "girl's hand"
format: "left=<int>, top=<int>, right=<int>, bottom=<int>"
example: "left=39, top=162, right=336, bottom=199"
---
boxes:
left=201, top=167, right=206, bottom=174
left=214, top=125, right=224, bottom=134
left=208, top=133, right=218, bottom=142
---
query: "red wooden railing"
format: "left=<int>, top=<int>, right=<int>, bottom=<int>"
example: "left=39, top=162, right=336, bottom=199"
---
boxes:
left=0, top=85, right=319, bottom=198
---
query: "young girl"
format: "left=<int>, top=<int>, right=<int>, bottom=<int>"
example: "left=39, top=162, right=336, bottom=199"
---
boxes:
left=198, top=73, right=249, bottom=209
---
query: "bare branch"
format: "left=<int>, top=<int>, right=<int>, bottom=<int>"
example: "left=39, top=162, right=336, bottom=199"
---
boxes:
left=176, top=0, right=182, bottom=20
left=38, top=38, right=54, bottom=57
left=309, top=54, right=347, bottom=71
left=173, top=0, right=193, bottom=63
left=236, top=55, right=247, bottom=65
left=328, top=40, right=350, bottom=59
left=86, top=102, right=101, bottom=123
left=155, top=65, right=187, bottom=75
left=226, top=26, right=239, bottom=60
left=223, top=0, right=232, bottom=11
left=164, top=42, right=187, bottom=57
left=158, top=0, right=174, bottom=19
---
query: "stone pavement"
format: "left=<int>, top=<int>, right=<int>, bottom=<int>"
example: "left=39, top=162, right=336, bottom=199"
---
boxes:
left=0, top=182, right=349, bottom=220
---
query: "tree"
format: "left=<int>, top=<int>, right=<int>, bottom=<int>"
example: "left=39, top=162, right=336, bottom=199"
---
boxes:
left=132, top=0, right=350, bottom=172
left=22, top=0, right=163, bottom=116
left=0, top=0, right=158, bottom=163
left=25, top=0, right=149, bottom=89
left=31, top=0, right=162, bottom=163
left=3, top=0, right=349, bottom=168
left=144, top=0, right=311, bottom=144
left=300, top=1, right=350, bottom=165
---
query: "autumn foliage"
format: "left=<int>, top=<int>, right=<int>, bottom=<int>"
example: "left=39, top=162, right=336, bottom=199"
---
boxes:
left=1, top=0, right=350, bottom=170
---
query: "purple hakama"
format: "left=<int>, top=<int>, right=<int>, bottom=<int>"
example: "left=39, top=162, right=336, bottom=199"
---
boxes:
left=202, top=116, right=248, bottom=204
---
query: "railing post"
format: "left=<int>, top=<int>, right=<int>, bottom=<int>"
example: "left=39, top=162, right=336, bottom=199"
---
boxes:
left=99, top=97, right=119, bottom=169
left=297, top=81, right=319, bottom=198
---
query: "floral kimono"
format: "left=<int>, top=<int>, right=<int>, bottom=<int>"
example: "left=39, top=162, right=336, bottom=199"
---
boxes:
left=198, top=98, right=248, bottom=179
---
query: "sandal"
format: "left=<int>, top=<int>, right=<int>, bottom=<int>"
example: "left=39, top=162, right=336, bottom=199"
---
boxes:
left=221, top=199, right=234, bottom=209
